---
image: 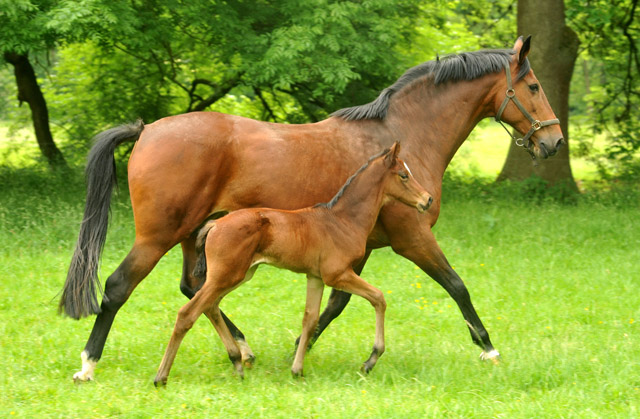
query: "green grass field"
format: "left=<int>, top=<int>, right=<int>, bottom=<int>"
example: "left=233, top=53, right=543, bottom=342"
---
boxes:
left=1, top=127, right=639, bottom=417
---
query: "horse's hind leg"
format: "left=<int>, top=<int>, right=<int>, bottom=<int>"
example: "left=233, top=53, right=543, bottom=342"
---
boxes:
left=74, top=241, right=166, bottom=382
left=179, top=237, right=255, bottom=366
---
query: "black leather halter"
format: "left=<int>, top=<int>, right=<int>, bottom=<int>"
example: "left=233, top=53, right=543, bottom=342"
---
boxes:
left=495, top=62, right=560, bottom=161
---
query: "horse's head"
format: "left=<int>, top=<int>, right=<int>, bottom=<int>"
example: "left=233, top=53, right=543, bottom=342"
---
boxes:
left=382, top=142, right=433, bottom=213
left=493, top=36, right=564, bottom=159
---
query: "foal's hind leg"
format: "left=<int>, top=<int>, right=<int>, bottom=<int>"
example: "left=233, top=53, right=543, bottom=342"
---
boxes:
left=179, top=238, right=255, bottom=366
left=291, top=276, right=324, bottom=377
left=154, top=280, right=243, bottom=386
left=74, top=241, right=166, bottom=381
left=295, top=249, right=371, bottom=351
left=325, top=270, right=386, bottom=373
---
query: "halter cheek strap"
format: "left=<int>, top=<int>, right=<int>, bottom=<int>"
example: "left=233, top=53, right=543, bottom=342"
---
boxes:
left=494, top=62, right=560, bottom=161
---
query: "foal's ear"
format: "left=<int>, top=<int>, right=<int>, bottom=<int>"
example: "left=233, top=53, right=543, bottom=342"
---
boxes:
left=385, top=142, right=401, bottom=167
left=513, top=35, right=531, bottom=65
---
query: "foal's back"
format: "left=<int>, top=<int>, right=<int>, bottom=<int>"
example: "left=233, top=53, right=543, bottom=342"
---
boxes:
left=202, top=205, right=361, bottom=280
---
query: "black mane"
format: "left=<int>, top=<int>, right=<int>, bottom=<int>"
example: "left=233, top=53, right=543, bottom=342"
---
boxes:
left=332, top=49, right=530, bottom=121
left=314, top=147, right=391, bottom=210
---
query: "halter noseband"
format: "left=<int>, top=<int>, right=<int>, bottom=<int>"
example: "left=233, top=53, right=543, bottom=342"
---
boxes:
left=494, top=62, right=560, bottom=162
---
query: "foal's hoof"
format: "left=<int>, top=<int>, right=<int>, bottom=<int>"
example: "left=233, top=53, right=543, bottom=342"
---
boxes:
left=480, top=349, right=501, bottom=365
left=237, top=341, right=256, bottom=369
left=243, top=354, right=256, bottom=369
left=233, top=364, right=245, bottom=380
left=153, top=377, right=168, bottom=387
left=291, top=368, right=304, bottom=378
left=360, top=362, right=376, bottom=374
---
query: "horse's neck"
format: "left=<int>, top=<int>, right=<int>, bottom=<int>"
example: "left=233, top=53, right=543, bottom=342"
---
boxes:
left=328, top=166, right=387, bottom=238
left=384, top=74, right=498, bottom=178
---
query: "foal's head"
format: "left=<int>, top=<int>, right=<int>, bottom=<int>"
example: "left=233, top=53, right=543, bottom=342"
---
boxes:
left=380, top=142, right=432, bottom=213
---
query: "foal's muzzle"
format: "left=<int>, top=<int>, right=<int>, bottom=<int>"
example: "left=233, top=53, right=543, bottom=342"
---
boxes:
left=417, top=196, right=433, bottom=213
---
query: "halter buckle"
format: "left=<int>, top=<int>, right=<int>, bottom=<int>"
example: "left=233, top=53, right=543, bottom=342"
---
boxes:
left=531, top=120, right=542, bottom=131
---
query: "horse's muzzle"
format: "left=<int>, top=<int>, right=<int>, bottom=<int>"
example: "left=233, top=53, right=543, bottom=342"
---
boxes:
left=538, top=137, right=564, bottom=158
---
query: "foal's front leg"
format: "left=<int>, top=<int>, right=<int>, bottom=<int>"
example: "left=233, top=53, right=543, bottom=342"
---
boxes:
left=291, top=276, right=324, bottom=377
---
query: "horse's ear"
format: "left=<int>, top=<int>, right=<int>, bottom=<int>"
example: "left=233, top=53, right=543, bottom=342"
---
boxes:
left=385, top=142, right=401, bottom=167
left=514, top=35, right=531, bottom=65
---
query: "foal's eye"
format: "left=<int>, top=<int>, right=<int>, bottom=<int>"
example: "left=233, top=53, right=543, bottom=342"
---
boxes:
left=529, top=83, right=539, bottom=93
left=399, top=172, right=409, bottom=180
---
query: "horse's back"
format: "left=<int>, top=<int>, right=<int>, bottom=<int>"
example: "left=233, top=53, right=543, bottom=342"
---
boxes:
left=125, top=111, right=377, bottom=245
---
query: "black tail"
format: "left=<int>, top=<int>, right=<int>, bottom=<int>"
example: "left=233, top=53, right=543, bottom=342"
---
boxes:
left=193, top=220, right=216, bottom=281
left=59, top=120, right=144, bottom=319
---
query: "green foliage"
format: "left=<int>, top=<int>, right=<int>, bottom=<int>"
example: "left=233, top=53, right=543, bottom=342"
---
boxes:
left=451, top=0, right=516, bottom=49
left=566, top=0, right=640, bottom=177
left=0, top=0, right=55, bottom=54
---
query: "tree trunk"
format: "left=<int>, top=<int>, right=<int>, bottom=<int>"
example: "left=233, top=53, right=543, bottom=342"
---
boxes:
left=4, top=51, right=67, bottom=168
left=497, top=0, right=579, bottom=188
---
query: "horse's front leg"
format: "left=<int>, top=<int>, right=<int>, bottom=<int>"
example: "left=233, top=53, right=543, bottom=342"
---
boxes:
left=388, top=222, right=500, bottom=363
left=179, top=237, right=255, bottom=366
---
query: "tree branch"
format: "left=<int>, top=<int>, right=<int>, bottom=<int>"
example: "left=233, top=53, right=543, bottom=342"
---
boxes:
left=187, top=72, right=244, bottom=112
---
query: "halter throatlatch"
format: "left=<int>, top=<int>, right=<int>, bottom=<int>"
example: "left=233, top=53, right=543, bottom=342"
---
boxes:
left=494, top=62, right=560, bottom=164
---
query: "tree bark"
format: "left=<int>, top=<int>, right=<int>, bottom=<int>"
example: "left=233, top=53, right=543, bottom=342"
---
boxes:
left=4, top=51, right=67, bottom=168
left=497, top=0, right=579, bottom=188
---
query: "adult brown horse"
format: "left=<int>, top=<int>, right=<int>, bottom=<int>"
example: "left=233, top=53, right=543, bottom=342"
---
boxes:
left=62, top=36, right=563, bottom=381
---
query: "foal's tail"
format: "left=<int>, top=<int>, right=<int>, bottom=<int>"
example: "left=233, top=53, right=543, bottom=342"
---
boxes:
left=59, top=120, right=145, bottom=319
left=193, top=220, right=217, bottom=281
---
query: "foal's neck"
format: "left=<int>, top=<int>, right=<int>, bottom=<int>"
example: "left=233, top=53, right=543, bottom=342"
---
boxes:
left=328, top=164, right=388, bottom=237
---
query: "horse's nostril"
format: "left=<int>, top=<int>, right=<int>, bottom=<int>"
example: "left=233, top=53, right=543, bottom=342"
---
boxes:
left=556, top=138, right=564, bottom=149
left=427, top=196, right=433, bottom=208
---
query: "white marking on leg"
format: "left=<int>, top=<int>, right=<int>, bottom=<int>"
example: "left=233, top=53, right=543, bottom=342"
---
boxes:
left=73, top=350, right=97, bottom=381
left=480, top=349, right=501, bottom=362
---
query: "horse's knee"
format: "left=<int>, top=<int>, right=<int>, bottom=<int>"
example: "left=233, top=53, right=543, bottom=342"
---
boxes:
left=179, top=281, right=195, bottom=299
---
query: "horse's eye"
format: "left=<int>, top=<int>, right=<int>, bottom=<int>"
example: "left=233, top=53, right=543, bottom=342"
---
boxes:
left=529, top=83, right=539, bottom=92
left=399, top=172, right=409, bottom=180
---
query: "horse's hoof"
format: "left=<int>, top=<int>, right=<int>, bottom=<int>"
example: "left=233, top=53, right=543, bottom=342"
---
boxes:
left=73, top=370, right=94, bottom=383
left=73, top=373, right=93, bottom=383
left=154, top=378, right=167, bottom=388
left=73, top=351, right=96, bottom=382
left=479, top=349, right=501, bottom=364
left=291, top=368, right=304, bottom=378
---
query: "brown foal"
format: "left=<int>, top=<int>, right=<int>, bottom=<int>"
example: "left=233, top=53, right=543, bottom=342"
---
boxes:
left=154, top=143, right=432, bottom=385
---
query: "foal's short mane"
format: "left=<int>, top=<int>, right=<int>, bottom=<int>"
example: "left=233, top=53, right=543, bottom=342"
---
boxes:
left=332, top=49, right=530, bottom=121
left=314, top=147, right=391, bottom=210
